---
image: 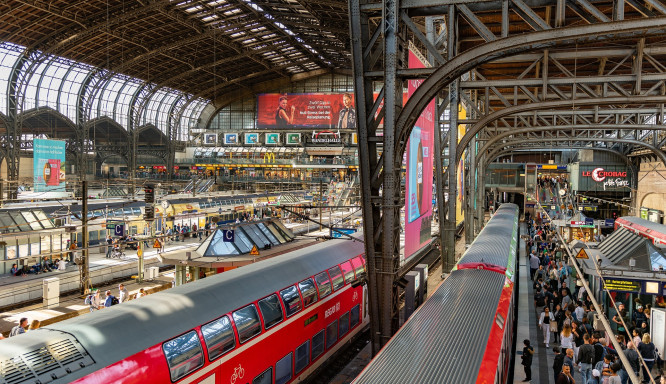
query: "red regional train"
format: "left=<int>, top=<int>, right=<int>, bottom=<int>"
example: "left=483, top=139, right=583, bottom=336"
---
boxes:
left=615, top=215, right=666, bottom=247
left=352, top=203, right=520, bottom=384
left=0, top=236, right=369, bottom=384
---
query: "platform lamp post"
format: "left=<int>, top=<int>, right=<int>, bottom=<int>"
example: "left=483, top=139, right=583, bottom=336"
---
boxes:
left=140, top=184, right=155, bottom=283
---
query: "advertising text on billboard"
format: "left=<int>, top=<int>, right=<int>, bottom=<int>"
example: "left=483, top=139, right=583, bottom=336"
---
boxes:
left=404, top=50, right=434, bottom=260
left=33, top=139, right=66, bottom=192
left=257, top=93, right=356, bottom=129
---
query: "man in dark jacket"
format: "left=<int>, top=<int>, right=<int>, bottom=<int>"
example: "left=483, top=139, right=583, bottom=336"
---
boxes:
left=521, top=339, right=534, bottom=382
left=553, top=346, right=565, bottom=383
left=577, top=334, right=596, bottom=384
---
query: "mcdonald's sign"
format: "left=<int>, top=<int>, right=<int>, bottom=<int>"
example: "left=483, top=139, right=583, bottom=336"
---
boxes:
left=263, top=152, right=276, bottom=163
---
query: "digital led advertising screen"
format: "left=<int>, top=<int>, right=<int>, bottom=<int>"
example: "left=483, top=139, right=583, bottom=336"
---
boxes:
left=256, top=93, right=356, bottom=129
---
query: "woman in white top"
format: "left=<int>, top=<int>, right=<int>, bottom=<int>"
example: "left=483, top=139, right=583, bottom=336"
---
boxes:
left=538, top=306, right=555, bottom=347
left=560, top=324, right=575, bottom=350
left=58, top=259, right=67, bottom=271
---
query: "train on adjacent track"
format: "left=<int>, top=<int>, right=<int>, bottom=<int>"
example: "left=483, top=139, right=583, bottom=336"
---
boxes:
left=614, top=215, right=666, bottom=247
left=352, top=203, right=521, bottom=384
left=0, top=235, right=369, bottom=384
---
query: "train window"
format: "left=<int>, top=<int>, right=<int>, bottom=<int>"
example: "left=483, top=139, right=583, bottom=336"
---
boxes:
left=340, top=261, right=355, bottom=284
left=132, top=207, right=141, bottom=215
left=201, top=316, right=235, bottom=361
left=258, top=294, right=283, bottom=329
left=351, top=257, right=366, bottom=280
left=279, top=285, right=302, bottom=317
left=162, top=330, right=204, bottom=382
left=298, top=278, right=318, bottom=307
left=294, top=340, right=310, bottom=374
left=328, top=266, right=344, bottom=291
left=252, top=368, right=272, bottom=384
left=339, top=312, right=350, bottom=338
left=314, top=272, right=332, bottom=299
left=311, top=330, right=325, bottom=360
left=350, top=305, right=360, bottom=328
left=325, top=320, right=338, bottom=350
left=232, top=304, right=262, bottom=343
left=275, top=353, right=293, bottom=384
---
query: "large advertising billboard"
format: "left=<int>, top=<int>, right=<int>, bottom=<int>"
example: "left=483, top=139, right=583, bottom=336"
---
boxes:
left=33, top=138, right=66, bottom=192
left=256, top=93, right=356, bottom=129
left=404, top=49, right=435, bottom=260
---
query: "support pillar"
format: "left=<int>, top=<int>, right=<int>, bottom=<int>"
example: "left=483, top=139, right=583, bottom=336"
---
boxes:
left=427, top=16, right=447, bottom=260
left=444, top=6, right=459, bottom=271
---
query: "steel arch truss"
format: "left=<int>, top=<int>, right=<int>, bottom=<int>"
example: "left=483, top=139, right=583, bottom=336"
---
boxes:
left=351, top=0, right=666, bottom=352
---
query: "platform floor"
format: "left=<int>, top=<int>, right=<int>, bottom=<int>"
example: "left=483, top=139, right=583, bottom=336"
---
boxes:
left=513, top=223, right=578, bottom=384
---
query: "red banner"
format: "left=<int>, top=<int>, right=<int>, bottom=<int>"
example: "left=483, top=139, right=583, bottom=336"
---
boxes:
left=257, top=93, right=356, bottom=129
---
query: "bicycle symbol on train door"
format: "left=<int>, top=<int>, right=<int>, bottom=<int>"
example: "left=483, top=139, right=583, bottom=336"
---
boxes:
left=230, top=364, right=245, bottom=384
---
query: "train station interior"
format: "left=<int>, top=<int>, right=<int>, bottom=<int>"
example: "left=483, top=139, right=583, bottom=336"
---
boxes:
left=1, top=1, right=666, bottom=383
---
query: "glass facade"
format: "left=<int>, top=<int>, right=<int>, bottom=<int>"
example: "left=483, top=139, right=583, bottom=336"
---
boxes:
left=0, top=41, right=210, bottom=137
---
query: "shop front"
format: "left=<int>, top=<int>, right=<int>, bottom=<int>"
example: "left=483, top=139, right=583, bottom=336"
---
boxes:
left=569, top=163, right=632, bottom=219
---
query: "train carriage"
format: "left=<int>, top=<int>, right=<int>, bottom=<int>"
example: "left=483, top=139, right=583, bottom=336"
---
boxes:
left=353, top=203, right=520, bottom=384
left=0, top=235, right=369, bottom=384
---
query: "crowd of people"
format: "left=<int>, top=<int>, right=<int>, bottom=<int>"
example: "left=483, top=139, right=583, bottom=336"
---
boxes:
left=523, top=215, right=662, bottom=384
left=86, top=284, right=148, bottom=312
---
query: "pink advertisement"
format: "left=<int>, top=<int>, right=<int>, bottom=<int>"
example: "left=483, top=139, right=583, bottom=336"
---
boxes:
left=404, top=50, right=435, bottom=260
left=256, top=93, right=356, bottom=129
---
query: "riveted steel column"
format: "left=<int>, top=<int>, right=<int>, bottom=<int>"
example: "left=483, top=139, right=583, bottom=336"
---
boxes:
left=380, top=0, right=402, bottom=347
left=349, top=0, right=383, bottom=355
left=426, top=16, right=447, bottom=262
left=444, top=7, right=459, bottom=272
left=466, top=135, right=476, bottom=244
left=476, top=153, right=486, bottom=235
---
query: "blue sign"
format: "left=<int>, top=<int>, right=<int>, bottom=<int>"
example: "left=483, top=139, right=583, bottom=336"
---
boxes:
left=33, top=138, right=66, bottom=192
left=585, top=217, right=594, bottom=226
left=331, top=228, right=356, bottom=238
left=114, top=224, right=124, bottom=237
left=222, top=229, right=235, bottom=242
left=605, top=219, right=615, bottom=227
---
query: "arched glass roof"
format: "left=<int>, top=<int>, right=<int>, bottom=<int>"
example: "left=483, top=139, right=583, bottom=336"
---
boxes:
left=0, top=43, right=22, bottom=116
left=0, top=41, right=210, bottom=137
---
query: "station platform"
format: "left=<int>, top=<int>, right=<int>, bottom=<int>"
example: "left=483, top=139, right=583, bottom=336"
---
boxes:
left=513, top=223, right=577, bottom=384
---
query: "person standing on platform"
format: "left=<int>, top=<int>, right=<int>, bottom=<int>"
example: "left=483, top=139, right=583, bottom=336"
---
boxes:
left=530, top=252, right=540, bottom=280
left=556, top=364, right=576, bottom=384
left=89, top=289, right=101, bottom=312
left=539, top=306, right=555, bottom=347
left=553, top=347, right=566, bottom=383
left=106, top=236, right=113, bottom=258
left=521, top=339, right=534, bottom=382
left=118, top=284, right=129, bottom=303
left=578, top=334, right=596, bottom=384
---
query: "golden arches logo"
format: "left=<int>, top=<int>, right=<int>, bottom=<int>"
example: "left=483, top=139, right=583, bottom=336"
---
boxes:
left=264, top=152, right=276, bottom=163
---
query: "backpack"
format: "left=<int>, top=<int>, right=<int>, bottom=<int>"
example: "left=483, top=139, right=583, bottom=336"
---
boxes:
left=84, top=294, right=93, bottom=305
left=535, top=292, right=545, bottom=307
left=111, top=297, right=119, bottom=306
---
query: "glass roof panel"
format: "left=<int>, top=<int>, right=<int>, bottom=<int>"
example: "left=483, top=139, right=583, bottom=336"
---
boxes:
left=0, top=43, right=23, bottom=115
left=25, top=60, right=50, bottom=111
left=115, top=80, right=141, bottom=129
left=39, top=59, right=69, bottom=111
left=98, top=77, right=127, bottom=120
left=59, top=65, right=91, bottom=121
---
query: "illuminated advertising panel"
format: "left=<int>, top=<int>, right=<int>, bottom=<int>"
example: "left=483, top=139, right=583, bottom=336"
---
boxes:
left=33, top=138, right=66, bottom=192
left=256, top=93, right=356, bottom=129
left=404, top=49, right=435, bottom=260
left=286, top=133, right=300, bottom=145
left=245, top=133, right=259, bottom=144
left=223, top=133, right=238, bottom=145
left=265, top=133, right=280, bottom=144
